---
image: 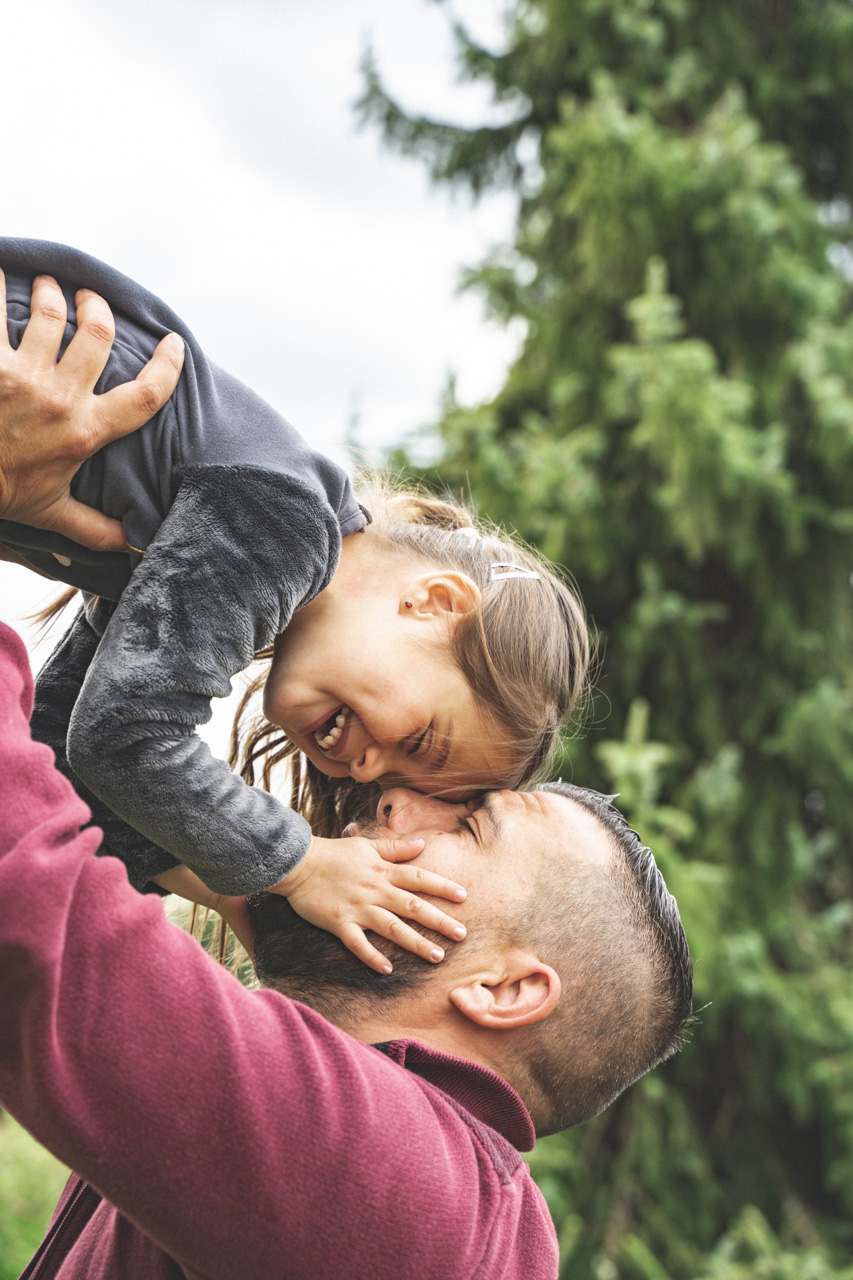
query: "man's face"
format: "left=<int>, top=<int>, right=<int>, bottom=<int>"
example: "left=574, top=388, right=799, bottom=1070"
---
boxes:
left=349, top=786, right=613, bottom=927
left=249, top=787, right=614, bottom=1007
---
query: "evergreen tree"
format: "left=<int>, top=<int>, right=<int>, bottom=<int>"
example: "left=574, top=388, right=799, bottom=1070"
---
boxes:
left=360, top=3, right=853, bottom=1275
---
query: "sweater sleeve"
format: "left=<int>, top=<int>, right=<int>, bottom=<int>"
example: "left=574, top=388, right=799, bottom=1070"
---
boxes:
left=0, top=621, right=554, bottom=1280
left=31, top=604, right=180, bottom=888
left=65, top=464, right=340, bottom=895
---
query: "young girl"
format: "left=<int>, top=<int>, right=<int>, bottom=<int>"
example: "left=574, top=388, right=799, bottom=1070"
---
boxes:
left=0, top=239, right=590, bottom=970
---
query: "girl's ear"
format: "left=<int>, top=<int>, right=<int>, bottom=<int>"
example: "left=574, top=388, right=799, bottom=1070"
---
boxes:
left=402, top=572, right=482, bottom=620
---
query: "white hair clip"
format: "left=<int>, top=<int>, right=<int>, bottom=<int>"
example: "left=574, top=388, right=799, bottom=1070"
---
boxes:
left=454, top=526, right=481, bottom=540
left=490, top=562, right=541, bottom=581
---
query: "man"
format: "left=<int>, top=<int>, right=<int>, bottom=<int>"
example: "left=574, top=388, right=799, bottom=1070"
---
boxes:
left=0, top=276, right=693, bottom=1278
left=0, top=657, right=691, bottom=1278
left=251, top=785, right=693, bottom=1138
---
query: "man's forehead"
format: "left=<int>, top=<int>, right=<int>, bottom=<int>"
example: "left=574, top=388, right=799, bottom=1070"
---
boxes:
left=524, top=790, right=614, bottom=869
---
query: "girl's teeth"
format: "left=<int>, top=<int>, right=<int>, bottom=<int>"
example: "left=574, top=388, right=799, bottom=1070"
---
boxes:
left=315, top=706, right=350, bottom=750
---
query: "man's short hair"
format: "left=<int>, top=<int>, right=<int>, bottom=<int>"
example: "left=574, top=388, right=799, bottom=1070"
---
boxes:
left=517, top=781, right=694, bottom=1133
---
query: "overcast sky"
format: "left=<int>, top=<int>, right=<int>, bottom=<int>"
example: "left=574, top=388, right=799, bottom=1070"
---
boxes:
left=1, top=0, right=521, bottom=662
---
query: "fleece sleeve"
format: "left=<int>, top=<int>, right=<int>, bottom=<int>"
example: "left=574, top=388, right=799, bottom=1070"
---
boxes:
left=31, top=605, right=180, bottom=888
left=65, top=464, right=340, bottom=895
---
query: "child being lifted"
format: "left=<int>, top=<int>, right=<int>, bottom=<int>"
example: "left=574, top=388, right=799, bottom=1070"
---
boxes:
left=0, top=240, right=589, bottom=971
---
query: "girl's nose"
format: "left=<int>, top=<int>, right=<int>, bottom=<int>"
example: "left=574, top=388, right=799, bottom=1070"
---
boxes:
left=347, top=743, right=391, bottom=784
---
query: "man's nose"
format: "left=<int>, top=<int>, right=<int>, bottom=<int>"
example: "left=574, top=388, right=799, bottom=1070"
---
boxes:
left=377, top=787, right=467, bottom=833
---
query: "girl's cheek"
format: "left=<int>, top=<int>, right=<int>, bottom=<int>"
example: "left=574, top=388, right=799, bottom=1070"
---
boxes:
left=261, top=684, right=278, bottom=723
left=262, top=660, right=290, bottom=724
left=306, top=750, right=350, bottom=779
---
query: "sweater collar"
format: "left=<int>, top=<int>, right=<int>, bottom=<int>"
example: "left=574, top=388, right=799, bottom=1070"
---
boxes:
left=373, top=1038, right=537, bottom=1152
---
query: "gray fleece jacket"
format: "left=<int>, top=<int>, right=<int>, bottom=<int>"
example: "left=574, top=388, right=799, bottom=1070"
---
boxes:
left=0, top=239, right=368, bottom=894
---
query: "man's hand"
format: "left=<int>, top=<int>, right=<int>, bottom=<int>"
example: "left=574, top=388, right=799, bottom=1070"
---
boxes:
left=0, top=270, right=184, bottom=552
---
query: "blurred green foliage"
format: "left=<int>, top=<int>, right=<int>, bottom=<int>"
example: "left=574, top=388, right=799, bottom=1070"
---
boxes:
left=0, top=1114, right=68, bottom=1280
left=362, top=1, right=853, bottom=1275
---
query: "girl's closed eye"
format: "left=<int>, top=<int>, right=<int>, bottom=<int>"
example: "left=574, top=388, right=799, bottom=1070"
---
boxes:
left=406, top=725, right=431, bottom=758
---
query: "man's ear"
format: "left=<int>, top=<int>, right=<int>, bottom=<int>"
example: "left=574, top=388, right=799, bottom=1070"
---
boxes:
left=448, top=956, right=561, bottom=1031
left=402, top=572, right=481, bottom=620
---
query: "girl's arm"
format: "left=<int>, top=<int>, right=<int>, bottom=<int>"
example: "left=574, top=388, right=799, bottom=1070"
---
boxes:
left=156, top=833, right=468, bottom=973
left=65, top=465, right=333, bottom=897
left=154, top=864, right=255, bottom=955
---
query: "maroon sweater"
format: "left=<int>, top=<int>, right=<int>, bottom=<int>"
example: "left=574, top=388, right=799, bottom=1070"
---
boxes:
left=0, top=622, right=559, bottom=1280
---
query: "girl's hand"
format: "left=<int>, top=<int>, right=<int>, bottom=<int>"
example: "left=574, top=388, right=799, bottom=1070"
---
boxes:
left=269, top=835, right=468, bottom=973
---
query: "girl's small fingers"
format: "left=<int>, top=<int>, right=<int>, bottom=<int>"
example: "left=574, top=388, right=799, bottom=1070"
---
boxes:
left=368, top=910, right=448, bottom=964
left=17, top=275, right=68, bottom=368
left=389, top=864, right=467, bottom=903
left=338, top=924, right=394, bottom=975
left=371, top=837, right=425, bottom=864
left=384, top=890, right=466, bottom=943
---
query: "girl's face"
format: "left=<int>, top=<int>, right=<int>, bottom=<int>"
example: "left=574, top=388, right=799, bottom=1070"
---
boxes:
left=262, top=574, right=510, bottom=798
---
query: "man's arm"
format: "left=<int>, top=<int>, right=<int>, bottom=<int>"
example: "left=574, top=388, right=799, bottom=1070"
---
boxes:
left=0, top=621, right=539, bottom=1280
left=0, top=271, right=183, bottom=551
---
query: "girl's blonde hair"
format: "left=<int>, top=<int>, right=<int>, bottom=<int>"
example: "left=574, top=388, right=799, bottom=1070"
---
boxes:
left=232, top=478, right=591, bottom=836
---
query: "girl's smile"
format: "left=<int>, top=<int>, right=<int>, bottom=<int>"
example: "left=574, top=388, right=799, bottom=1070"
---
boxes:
left=275, top=673, right=499, bottom=796
left=310, top=705, right=353, bottom=755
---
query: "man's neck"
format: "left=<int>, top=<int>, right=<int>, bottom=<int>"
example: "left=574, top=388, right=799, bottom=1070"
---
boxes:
left=338, top=1002, right=504, bottom=1078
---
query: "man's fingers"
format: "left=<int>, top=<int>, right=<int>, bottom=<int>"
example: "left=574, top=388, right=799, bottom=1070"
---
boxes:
left=43, top=495, right=129, bottom=553
left=94, top=332, right=184, bottom=440
left=55, top=290, right=117, bottom=393
left=17, top=276, right=68, bottom=368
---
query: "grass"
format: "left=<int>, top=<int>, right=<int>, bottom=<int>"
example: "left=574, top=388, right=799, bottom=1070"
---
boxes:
left=0, top=1114, right=69, bottom=1280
